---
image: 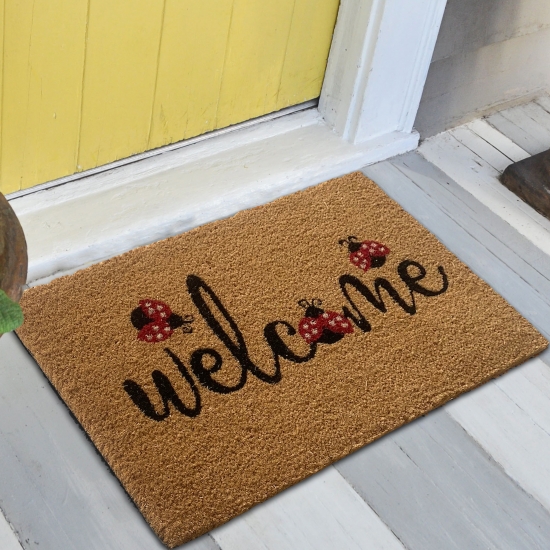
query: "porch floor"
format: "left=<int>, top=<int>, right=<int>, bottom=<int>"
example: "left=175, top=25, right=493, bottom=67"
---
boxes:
left=2, top=96, right=550, bottom=549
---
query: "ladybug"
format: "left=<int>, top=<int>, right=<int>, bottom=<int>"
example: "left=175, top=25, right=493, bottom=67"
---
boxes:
left=339, top=236, right=390, bottom=272
left=297, top=298, right=353, bottom=345
left=131, top=299, right=193, bottom=343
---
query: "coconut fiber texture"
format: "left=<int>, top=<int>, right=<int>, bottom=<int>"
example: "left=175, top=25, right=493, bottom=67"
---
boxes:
left=17, top=172, right=548, bottom=547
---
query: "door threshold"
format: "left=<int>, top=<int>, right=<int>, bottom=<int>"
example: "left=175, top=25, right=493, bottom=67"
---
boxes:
left=12, top=108, right=419, bottom=286
left=7, top=100, right=319, bottom=201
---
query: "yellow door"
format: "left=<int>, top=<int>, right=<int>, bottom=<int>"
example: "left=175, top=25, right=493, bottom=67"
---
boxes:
left=0, top=0, right=340, bottom=194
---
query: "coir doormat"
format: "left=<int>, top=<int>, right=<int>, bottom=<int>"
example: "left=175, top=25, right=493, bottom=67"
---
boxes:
left=17, top=172, right=547, bottom=547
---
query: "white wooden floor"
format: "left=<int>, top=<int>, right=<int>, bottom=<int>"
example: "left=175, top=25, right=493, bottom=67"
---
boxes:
left=2, top=97, right=550, bottom=549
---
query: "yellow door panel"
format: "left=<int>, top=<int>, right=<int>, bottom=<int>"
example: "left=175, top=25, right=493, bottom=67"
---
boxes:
left=276, top=0, right=341, bottom=110
left=149, top=0, right=234, bottom=148
left=1, top=0, right=87, bottom=193
left=215, top=0, right=297, bottom=130
left=0, top=0, right=340, bottom=194
left=76, top=0, right=165, bottom=171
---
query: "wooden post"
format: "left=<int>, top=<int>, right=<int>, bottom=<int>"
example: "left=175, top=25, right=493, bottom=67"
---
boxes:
left=319, top=0, right=448, bottom=143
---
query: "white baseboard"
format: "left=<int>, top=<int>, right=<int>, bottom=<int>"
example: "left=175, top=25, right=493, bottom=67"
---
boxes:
left=11, top=108, right=419, bottom=285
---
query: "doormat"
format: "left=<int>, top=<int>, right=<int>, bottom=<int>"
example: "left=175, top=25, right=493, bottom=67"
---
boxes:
left=17, top=172, right=547, bottom=547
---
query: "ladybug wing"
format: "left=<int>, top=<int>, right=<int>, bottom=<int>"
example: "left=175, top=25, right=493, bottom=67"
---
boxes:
left=139, top=299, right=173, bottom=322
left=361, top=240, right=390, bottom=257
left=298, top=316, right=326, bottom=344
left=323, top=311, right=354, bottom=334
left=137, top=320, right=174, bottom=343
left=349, top=250, right=372, bottom=272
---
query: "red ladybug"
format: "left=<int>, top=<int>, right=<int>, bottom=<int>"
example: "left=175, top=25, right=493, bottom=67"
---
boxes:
left=339, top=236, right=390, bottom=272
left=297, top=298, right=353, bottom=345
left=131, top=299, right=193, bottom=343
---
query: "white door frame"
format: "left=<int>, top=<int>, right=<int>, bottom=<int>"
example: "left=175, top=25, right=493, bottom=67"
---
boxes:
left=10, top=0, right=448, bottom=285
left=321, top=0, right=447, bottom=143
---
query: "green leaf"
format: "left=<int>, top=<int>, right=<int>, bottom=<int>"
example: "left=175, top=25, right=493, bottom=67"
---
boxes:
left=0, top=289, right=24, bottom=334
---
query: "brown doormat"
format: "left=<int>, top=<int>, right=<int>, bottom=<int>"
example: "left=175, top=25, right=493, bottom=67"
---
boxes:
left=17, top=172, right=547, bottom=547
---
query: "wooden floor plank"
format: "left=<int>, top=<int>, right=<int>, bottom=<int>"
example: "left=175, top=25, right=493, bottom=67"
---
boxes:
left=485, top=112, right=539, bottom=154
left=185, top=536, right=221, bottom=550
left=0, top=513, right=22, bottom=550
left=211, top=468, right=405, bottom=550
left=536, top=95, right=550, bottom=116
left=418, top=131, right=550, bottom=257
left=520, top=102, right=550, bottom=135
left=466, top=119, right=530, bottom=163
left=450, top=126, right=513, bottom=172
left=445, top=359, right=550, bottom=514
left=411, top=411, right=550, bottom=550
left=336, top=409, right=550, bottom=550
left=486, top=105, right=550, bottom=156
left=390, top=152, right=550, bottom=305
left=337, top=433, right=494, bottom=550
left=495, top=359, right=550, bottom=437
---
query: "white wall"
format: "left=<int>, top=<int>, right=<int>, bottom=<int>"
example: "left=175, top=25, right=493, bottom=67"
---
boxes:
left=414, top=0, right=550, bottom=138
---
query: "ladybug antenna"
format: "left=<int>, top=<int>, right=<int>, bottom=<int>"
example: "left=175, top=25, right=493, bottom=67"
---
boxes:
left=312, top=298, right=322, bottom=307
left=339, top=236, right=359, bottom=247
left=298, top=299, right=310, bottom=309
